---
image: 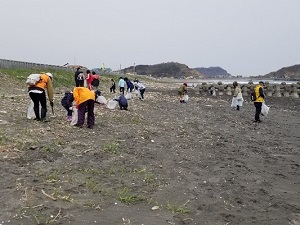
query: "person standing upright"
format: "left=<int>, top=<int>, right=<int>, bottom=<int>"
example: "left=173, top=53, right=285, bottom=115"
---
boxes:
left=232, top=81, right=243, bottom=110
left=178, top=82, right=188, bottom=103
left=253, top=81, right=265, bottom=122
left=110, top=79, right=116, bottom=93
left=74, top=67, right=84, bottom=87
left=85, top=70, right=93, bottom=90
left=118, top=77, right=125, bottom=94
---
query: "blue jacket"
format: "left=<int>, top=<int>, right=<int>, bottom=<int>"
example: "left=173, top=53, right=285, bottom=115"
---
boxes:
left=118, top=79, right=125, bottom=87
left=118, top=95, right=128, bottom=107
left=126, top=80, right=134, bottom=90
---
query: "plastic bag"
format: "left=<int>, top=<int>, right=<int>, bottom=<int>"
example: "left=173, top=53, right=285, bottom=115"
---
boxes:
left=125, top=92, right=132, bottom=100
left=27, top=100, right=41, bottom=119
left=184, top=94, right=189, bottom=103
left=96, top=96, right=107, bottom=105
left=70, top=108, right=78, bottom=125
left=261, top=102, right=270, bottom=117
left=231, top=97, right=238, bottom=108
left=106, top=100, right=118, bottom=110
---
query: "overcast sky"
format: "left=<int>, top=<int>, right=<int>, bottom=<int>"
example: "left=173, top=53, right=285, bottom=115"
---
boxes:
left=1, top=0, right=299, bottom=76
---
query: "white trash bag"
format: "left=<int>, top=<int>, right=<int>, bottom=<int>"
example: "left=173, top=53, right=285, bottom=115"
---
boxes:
left=106, top=100, right=118, bottom=110
left=231, top=97, right=238, bottom=108
left=261, top=102, right=270, bottom=117
left=125, top=92, right=132, bottom=100
left=27, top=100, right=41, bottom=119
left=70, top=108, right=78, bottom=126
left=96, top=96, right=107, bottom=105
left=184, top=94, right=189, bottom=103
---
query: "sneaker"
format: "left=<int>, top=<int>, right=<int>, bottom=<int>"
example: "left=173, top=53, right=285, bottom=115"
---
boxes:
left=87, top=125, right=93, bottom=129
left=67, top=116, right=72, bottom=122
left=253, top=120, right=262, bottom=123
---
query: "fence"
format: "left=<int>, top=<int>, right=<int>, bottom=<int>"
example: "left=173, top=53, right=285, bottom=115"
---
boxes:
left=0, top=58, right=71, bottom=71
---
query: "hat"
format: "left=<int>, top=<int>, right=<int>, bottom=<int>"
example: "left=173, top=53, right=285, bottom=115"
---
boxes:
left=46, top=72, right=53, bottom=79
left=259, top=81, right=265, bottom=85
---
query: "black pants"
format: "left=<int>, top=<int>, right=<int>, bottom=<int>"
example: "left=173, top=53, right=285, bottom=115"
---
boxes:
left=119, top=87, right=124, bottom=94
left=254, top=102, right=262, bottom=121
left=139, top=88, right=145, bottom=99
left=63, top=105, right=73, bottom=116
left=29, top=91, right=47, bottom=120
left=110, top=85, right=116, bottom=93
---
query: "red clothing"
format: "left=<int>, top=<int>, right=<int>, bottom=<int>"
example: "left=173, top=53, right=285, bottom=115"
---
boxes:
left=86, top=73, right=93, bottom=90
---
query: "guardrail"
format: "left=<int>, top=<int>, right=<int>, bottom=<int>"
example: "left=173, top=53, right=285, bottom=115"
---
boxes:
left=0, top=58, right=71, bottom=71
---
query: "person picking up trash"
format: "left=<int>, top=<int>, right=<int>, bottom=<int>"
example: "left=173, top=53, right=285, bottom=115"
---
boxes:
left=72, top=86, right=95, bottom=129
left=27, top=72, right=54, bottom=122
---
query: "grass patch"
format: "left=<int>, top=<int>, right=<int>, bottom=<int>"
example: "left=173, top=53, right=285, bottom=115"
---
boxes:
left=102, top=141, right=120, bottom=154
left=166, top=202, right=190, bottom=215
left=117, top=187, right=145, bottom=205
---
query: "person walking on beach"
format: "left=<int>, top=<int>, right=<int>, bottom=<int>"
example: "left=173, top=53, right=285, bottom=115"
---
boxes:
left=28, top=72, right=54, bottom=122
left=178, top=82, right=188, bottom=103
left=73, top=86, right=96, bottom=129
left=110, top=79, right=116, bottom=93
left=118, top=77, right=125, bottom=94
left=253, top=81, right=265, bottom=122
left=232, top=81, right=243, bottom=110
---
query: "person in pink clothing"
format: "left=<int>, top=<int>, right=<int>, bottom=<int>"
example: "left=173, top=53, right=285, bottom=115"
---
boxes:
left=85, top=70, right=93, bottom=90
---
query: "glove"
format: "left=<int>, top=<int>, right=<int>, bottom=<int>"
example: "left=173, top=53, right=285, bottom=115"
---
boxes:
left=50, top=101, right=54, bottom=107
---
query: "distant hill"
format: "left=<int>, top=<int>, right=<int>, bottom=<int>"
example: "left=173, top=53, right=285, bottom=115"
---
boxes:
left=261, top=64, right=300, bottom=80
left=194, top=66, right=231, bottom=78
left=122, top=62, right=204, bottom=79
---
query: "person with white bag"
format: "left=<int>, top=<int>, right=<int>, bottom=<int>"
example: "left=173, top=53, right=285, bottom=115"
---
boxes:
left=231, top=81, right=243, bottom=110
left=253, top=81, right=265, bottom=123
left=178, top=82, right=188, bottom=103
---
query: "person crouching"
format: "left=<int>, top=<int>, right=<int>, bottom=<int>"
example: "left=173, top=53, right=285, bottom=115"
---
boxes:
left=118, top=94, right=128, bottom=110
left=73, top=86, right=95, bottom=129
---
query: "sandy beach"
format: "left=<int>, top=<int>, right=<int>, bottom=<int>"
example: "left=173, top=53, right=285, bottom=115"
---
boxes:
left=0, top=76, right=300, bottom=225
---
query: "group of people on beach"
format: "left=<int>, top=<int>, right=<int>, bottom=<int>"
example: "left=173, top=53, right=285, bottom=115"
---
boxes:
left=177, top=80, right=266, bottom=122
left=26, top=68, right=266, bottom=129
left=27, top=67, right=147, bottom=129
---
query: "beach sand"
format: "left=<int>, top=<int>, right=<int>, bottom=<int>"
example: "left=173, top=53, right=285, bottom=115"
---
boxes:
left=0, top=76, right=299, bottom=225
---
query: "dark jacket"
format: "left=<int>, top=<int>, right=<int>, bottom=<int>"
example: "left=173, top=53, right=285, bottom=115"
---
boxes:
left=125, top=79, right=134, bottom=90
left=61, top=92, right=74, bottom=108
left=118, top=95, right=128, bottom=107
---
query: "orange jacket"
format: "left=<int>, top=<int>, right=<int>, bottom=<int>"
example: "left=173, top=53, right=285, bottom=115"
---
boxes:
left=73, top=87, right=95, bottom=106
left=30, top=73, right=54, bottom=102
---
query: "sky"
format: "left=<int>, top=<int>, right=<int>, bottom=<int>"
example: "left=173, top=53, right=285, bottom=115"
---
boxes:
left=1, top=0, right=300, bottom=76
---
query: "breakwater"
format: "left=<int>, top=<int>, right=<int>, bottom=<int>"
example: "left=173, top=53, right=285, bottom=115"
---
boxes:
left=196, top=81, right=300, bottom=98
left=0, top=58, right=71, bottom=71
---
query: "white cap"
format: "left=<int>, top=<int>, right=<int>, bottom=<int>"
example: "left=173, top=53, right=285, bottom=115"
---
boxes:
left=46, top=72, right=53, bottom=79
